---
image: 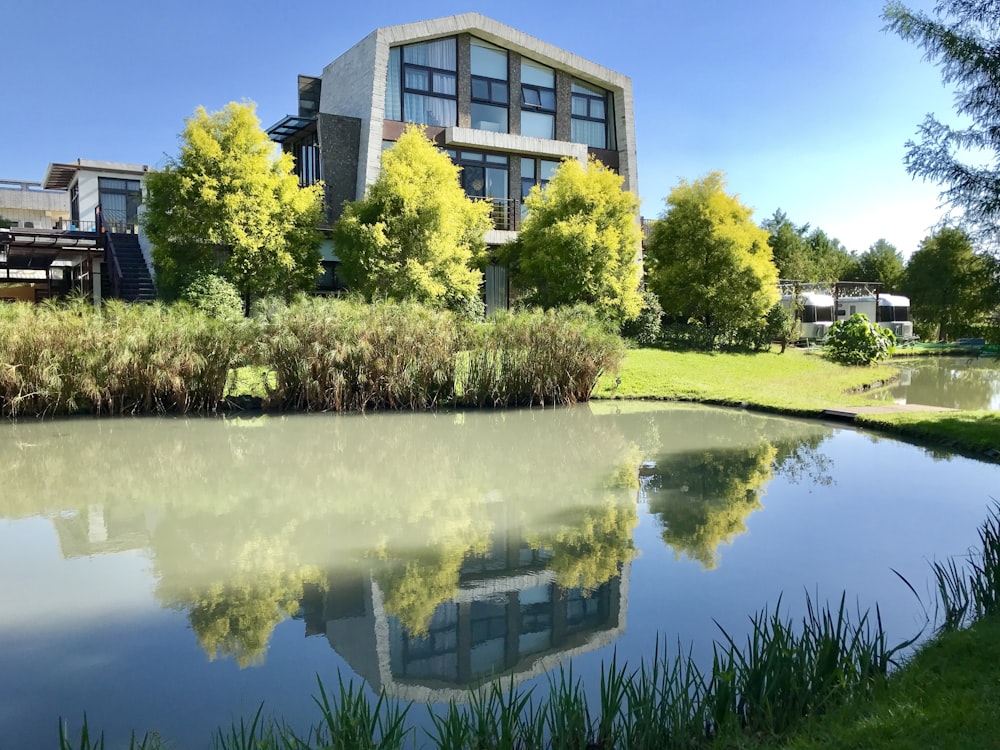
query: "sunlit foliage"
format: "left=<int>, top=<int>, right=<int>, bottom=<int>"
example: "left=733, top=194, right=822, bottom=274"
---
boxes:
left=646, top=172, right=779, bottom=348
left=144, top=101, right=324, bottom=308
left=502, top=156, right=643, bottom=325
left=333, top=126, right=492, bottom=313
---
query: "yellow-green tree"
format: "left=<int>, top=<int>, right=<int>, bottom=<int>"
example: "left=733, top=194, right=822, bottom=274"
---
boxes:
left=333, top=127, right=492, bottom=313
left=503, top=157, right=642, bottom=325
left=144, top=101, right=324, bottom=309
left=646, top=172, right=779, bottom=347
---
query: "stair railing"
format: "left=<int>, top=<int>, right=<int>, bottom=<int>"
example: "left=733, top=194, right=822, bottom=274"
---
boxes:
left=96, top=204, right=123, bottom=299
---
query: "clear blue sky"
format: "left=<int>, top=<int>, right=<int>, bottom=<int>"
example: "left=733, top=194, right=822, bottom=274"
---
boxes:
left=4, top=0, right=953, bottom=256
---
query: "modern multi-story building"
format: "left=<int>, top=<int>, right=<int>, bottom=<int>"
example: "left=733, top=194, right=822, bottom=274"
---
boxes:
left=267, top=13, right=638, bottom=310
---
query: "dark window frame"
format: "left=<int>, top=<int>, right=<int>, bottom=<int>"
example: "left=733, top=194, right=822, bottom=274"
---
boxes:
left=395, top=38, right=459, bottom=127
left=471, top=75, right=508, bottom=105
left=521, top=84, right=555, bottom=113
left=402, top=62, right=457, bottom=98
left=571, top=91, right=607, bottom=123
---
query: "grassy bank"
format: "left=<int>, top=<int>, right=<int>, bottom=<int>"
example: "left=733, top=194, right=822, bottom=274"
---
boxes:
left=592, top=348, right=897, bottom=412
left=593, top=347, right=1000, bottom=459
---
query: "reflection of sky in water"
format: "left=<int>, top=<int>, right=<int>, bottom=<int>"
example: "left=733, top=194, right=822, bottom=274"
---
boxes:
left=871, top=356, right=1000, bottom=410
left=1, top=405, right=998, bottom=747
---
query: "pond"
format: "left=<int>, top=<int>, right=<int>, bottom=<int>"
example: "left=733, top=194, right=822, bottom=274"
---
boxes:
left=871, top=355, right=1000, bottom=410
left=1, top=404, right=997, bottom=747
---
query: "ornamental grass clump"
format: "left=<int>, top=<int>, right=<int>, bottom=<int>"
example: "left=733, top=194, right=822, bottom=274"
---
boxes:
left=0, top=298, right=251, bottom=417
left=459, top=307, right=625, bottom=407
left=261, top=297, right=457, bottom=411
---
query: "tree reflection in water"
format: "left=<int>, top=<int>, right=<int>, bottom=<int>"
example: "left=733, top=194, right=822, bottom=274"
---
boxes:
left=644, top=444, right=776, bottom=569
left=0, top=404, right=832, bottom=676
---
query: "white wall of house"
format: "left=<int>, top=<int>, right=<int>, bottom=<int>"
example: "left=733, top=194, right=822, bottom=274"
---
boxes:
left=0, top=181, right=69, bottom=228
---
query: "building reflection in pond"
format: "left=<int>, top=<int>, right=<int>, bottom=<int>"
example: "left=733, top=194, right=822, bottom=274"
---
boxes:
left=299, top=538, right=627, bottom=703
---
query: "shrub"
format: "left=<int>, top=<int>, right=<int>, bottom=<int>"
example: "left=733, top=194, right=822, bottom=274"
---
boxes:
left=763, top=301, right=799, bottom=353
left=180, top=273, right=244, bottom=320
left=825, top=313, right=895, bottom=366
left=620, top=289, right=663, bottom=347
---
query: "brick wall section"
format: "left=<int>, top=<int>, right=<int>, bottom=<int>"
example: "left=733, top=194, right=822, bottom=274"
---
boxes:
left=318, top=114, right=362, bottom=224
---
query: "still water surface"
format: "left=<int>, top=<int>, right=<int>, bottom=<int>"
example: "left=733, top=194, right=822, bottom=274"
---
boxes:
left=871, top=355, right=1000, bottom=410
left=1, top=404, right=997, bottom=747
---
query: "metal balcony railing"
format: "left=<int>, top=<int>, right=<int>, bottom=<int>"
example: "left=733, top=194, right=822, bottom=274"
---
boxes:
left=475, top=197, right=521, bottom=232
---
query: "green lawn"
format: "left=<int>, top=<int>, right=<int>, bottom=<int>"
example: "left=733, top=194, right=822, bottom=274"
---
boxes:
left=759, top=615, right=1000, bottom=750
left=594, top=347, right=897, bottom=412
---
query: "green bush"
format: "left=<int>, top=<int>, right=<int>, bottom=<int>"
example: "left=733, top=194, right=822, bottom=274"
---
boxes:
left=180, top=273, right=244, bottom=320
left=620, top=289, right=663, bottom=347
left=763, top=301, right=800, bottom=353
left=825, top=313, right=895, bottom=366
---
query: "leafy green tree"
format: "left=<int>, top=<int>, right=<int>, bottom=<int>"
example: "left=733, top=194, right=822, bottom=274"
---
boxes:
left=645, top=172, right=779, bottom=347
left=762, top=210, right=812, bottom=281
left=332, top=126, right=492, bottom=312
left=805, top=228, right=858, bottom=282
left=143, top=102, right=324, bottom=310
left=825, top=314, right=896, bottom=365
left=0, top=215, right=11, bottom=229
left=764, top=301, right=800, bottom=353
left=502, top=156, right=642, bottom=324
left=762, top=211, right=858, bottom=283
left=883, top=1, right=1000, bottom=241
left=903, top=227, right=996, bottom=340
left=849, top=239, right=905, bottom=291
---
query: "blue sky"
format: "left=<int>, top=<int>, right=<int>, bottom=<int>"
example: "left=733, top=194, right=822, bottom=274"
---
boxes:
left=5, top=0, right=952, bottom=256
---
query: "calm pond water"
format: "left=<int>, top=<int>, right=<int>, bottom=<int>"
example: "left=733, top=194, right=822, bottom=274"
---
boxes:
left=871, top=355, right=1000, bottom=410
left=1, top=403, right=998, bottom=747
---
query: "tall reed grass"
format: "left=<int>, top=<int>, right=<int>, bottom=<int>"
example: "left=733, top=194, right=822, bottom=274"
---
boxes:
left=0, top=298, right=624, bottom=417
left=259, top=299, right=625, bottom=412
left=931, top=502, right=1000, bottom=631
left=260, top=298, right=458, bottom=412
left=0, top=299, right=252, bottom=417
left=458, top=307, right=625, bottom=407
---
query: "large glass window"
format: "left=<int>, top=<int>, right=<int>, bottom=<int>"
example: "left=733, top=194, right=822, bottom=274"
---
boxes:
left=520, top=59, right=556, bottom=139
left=471, top=39, right=508, bottom=133
left=571, top=80, right=611, bottom=149
left=388, top=38, right=457, bottom=127
left=98, top=177, right=142, bottom=232
left=449, top=149, right=511, bottom=229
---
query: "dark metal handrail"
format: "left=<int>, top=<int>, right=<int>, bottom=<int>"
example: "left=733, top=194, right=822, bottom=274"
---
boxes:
left=474, top=197, right=521, bottom=232
left=96, top=205, right=123, bottom=299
